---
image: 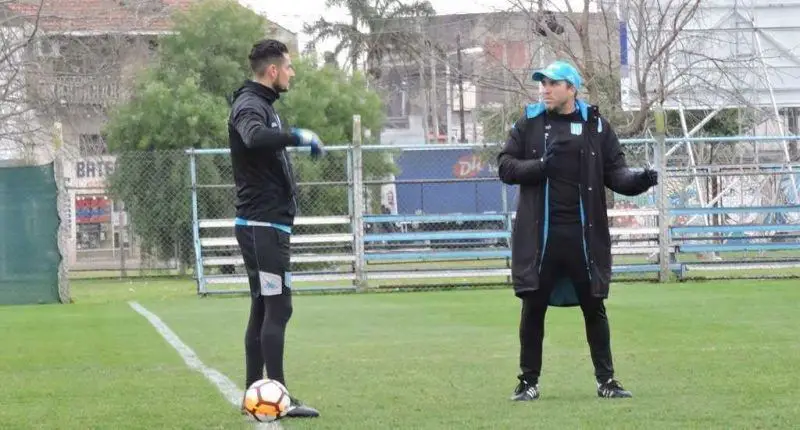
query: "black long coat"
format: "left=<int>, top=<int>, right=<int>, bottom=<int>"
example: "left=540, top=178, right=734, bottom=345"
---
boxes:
left=497, top=101, right=654, bottom=306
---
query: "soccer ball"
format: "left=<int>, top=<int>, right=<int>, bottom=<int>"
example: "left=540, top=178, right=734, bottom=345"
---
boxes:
left=242, top=379, right=291, bottom=422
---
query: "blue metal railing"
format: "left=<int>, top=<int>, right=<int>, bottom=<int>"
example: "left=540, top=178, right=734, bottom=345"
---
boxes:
left=187, top=135, right=800, bottom=294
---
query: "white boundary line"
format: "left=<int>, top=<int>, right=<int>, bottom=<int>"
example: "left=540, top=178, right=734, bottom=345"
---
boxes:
left=129, top=301, right=282, bottom=429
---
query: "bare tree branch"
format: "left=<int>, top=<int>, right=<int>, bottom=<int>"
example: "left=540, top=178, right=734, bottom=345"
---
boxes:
left=0, top=0, right=45, bottom=162
left=1, top=0, right=179, bottom=162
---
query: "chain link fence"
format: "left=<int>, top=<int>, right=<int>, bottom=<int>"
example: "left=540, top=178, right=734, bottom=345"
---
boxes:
left=61, top=150, right=191, bottom=277
left=189, top=147, right=356, bottom=290
left=59, top=147, right=360, bottom=280
left=59, top=132, right=800, bottom=287
left=360, top=145, right=512, bottom=290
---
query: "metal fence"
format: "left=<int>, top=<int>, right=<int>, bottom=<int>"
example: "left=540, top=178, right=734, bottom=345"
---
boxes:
left=184, top=118, right=800, bottom=295
left=60, top=118, right=800, bottom=290
left=60, top=150, right=191, bottom=276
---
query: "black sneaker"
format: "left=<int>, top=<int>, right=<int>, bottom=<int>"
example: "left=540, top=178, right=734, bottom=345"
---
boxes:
left=510, top=380, right=540, bottom=401
left=597, top=378, right=632, bottom=398
left=285, top=396, right=320, bottom=418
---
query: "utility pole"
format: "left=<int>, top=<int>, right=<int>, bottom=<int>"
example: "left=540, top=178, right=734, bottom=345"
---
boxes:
left=502, top=21, right=509, bottom=128
left=446, top=62, right=452, bottom=143
left=457, top=33, right=466, bottom=143
left=430, top=53, right=439, bottom=142
left=416, top=21, right=429, bottom=143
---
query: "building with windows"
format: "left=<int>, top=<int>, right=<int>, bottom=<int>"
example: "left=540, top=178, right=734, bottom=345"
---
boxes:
left=375, top=10, right=616, bottom=144
left=0, top=0, right=297, bottom=270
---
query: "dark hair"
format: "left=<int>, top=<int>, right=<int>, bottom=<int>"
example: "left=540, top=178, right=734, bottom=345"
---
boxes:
left=249, top=39, right=288, bottom=77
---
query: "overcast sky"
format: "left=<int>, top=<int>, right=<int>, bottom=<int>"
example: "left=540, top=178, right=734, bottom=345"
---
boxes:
left=238, top=0, right=598, bottom=56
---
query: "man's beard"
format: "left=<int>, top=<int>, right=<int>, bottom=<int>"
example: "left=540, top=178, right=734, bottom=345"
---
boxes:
left=546, top=100, right=571, bottom=114
left=274, top=83, right=289, bottom=93
left=545, top=102, right=561, bottom=112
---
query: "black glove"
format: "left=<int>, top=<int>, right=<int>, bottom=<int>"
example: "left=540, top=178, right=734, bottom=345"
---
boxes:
left=642, top=168, right=658, bottom=187
left=540, top=143, right=556, bottom=179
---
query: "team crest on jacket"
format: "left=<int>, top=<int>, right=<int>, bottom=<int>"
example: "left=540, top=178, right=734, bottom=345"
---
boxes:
left=571, top=122, right=583, bottom=135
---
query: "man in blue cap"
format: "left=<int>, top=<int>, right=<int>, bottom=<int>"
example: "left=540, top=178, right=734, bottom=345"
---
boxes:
left=497, top=60, right=658, bottom=401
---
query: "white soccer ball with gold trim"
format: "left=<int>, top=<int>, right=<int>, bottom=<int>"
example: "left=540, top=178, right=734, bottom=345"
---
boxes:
left=242, top=379, right=290, bottom=422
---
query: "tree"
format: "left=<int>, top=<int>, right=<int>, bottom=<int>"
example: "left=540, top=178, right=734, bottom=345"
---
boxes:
left=303, top=0, right=435, bottom=79
left=323, top=51, right=339, bottom=68
left=467, top=0, right=762, bottom=139
left=0, top=0, right=44, bottom=163
left=3, top=0, right=182, bottom=162
left=274, top=57, right=392, bottom=217
left=476, top=104, right=521, bottom=145
left=104, top=0, right=392, bottom=265
left=104, top=0, right=256, bottom=266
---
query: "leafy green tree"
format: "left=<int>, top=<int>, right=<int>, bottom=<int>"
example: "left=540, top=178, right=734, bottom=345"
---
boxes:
left=104, top=0, right=393, bottom=266
left=475, top=102, right=525, bottom=145
left=276, top=58, right=392, bottom=217
left=104, top=0, right=260, bottom=266
left=303, top=0, right=435, bottom=79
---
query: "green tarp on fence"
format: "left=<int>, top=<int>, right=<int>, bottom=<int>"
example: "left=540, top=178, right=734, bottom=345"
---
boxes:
left=0, top=162, right=62, bottom=305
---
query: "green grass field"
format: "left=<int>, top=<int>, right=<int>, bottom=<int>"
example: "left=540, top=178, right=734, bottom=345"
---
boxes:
left=1, top=277, right=799, bottom=429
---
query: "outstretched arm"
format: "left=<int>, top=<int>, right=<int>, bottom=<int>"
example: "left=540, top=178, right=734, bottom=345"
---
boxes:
left=602, top=120, right=656, bottom=196
left=497, top=118, right=546, bottom=186
left=231, top=105, right=297, bottom=151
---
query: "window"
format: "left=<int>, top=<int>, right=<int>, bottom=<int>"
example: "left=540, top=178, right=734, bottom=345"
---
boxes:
left=36, top=37, right=61, bottom=58
left=120, top=0, right=165, bottom=13
left=79, top=134, right=107, bottom=156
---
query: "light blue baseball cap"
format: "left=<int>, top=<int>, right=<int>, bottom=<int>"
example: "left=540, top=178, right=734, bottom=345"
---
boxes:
left=532, top=60, right=583, bottom=89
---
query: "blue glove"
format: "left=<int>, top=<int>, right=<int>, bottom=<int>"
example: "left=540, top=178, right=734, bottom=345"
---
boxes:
left=291, top=128, right=324, bottom=158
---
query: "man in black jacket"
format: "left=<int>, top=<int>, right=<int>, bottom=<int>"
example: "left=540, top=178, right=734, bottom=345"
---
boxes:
left=229, top=39, right=323, bottom=418
left=497, top=61, right=658, bottom=401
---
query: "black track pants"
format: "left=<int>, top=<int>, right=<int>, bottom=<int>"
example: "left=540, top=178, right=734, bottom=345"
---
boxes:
left=235, top=225, right=293, bottom=389
left=518, top=224, right=614, bottom=385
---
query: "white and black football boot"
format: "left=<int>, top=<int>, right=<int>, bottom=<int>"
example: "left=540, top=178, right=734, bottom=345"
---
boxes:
left=285, top=396, right=320, bottom=418
left=597, top=378, right=632, bottom=398
left=510, top=380, right=540, bottom=401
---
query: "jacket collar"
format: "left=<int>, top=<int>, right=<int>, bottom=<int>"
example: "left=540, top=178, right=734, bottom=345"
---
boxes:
left=526, top=99, right=590, bottom=121
left=230, top=80, right=280, bottom=106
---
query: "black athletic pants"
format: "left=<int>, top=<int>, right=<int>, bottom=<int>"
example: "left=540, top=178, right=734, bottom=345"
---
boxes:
left=519, top=224, right=614, bottom=385
left=235, top=225, right=293, bottom=389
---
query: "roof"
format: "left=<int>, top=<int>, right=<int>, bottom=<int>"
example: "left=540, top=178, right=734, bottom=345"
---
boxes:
left=5, top=0, right=194, bottom=34
left=266, top=18, right=295, bottom=36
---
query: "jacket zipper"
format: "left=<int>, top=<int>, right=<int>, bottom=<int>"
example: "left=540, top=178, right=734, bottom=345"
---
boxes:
left=280, top=150, right=298, bottom=215
left=538, top=178, right=550, bottom=273
left=578, top=125, right=593, bottom=281
left=272, top=108, right=297, bottom=215
left=578, top=184, right=592, bottom=281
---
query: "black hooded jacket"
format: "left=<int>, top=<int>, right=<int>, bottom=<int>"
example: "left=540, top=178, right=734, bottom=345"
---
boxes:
left=228, top=80, right=299, bottom=226
left=497, top=100, right=654, bottom=305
